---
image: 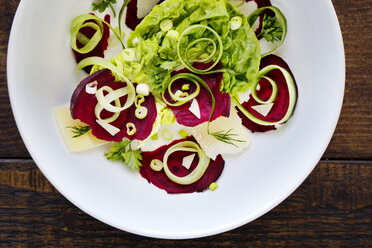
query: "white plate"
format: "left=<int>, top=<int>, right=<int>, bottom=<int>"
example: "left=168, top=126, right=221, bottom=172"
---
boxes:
left=7, top=0, right=344, bottom=239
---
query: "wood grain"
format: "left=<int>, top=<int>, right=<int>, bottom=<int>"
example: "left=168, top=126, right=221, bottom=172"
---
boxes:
left=0, top=0, right=371, bottom=159
left=0, top=0, right=371, bottom=247
left=0, top=160, right=371, bottom=247
left=324, top=0, right=372, bottom=159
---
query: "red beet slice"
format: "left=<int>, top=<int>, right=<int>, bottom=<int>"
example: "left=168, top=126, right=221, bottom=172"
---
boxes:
left=70, top=69, right=157, bottom=141
left=164, top=63, right=231, bottom=127
left=236, top=54, right=297, bottom=132
left=73, top=14, right=110, bottom=73
left=125, top=0, right=141, bottom=30
left=125, top=0, right=164, bottom=30
left=140, top=137, right=225, bottom=194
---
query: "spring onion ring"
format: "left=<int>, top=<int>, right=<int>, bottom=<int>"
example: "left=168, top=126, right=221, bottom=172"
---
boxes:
left=135, top=94, right=145, bottom=108
left=162, top=129, right=174, bottom=140
left=135, top=106, right=148, bottom=119
left=150, top=159, right=163, bottom=171
left=230, top=16, right=242, bottom=30
left=126, top=123, right=137, bottom=135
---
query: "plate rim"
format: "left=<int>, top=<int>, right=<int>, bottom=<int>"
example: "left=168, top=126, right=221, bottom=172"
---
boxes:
left=6, top=0, right=345, bottom=239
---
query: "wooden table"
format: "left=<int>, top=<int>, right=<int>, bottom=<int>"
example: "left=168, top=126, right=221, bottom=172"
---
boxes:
left=1, top=1, right=371, bottom=247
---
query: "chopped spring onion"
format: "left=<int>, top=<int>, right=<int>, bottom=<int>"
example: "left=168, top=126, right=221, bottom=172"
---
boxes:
left=162, top=73, right=201, bottom=107
left=150, top=159, right=163, bottom=171
left=151, top=133, right=159, bottom=140
left=163, top=141, right=210, bottom=185
left=70, top=14, right=124, bottom=53
left=179, top=130, right=188, bottom=139
left=182, top=84, right=190, bottom=91
left=135, top=94, right=145, bottom=108
left=136, top=83, right=150, bottom=96
left=246, top=6, right=287, bottom=57
left=135, top=106, right=148, bottom=119
left=160, top=109, right=176, bottom=126
left=233, top=65, right=297, bottom=125
left=162, top=129, right=174, bottom=140
left=126, top=123, right=137, bottom=136
left=85, top=81, right=98, bottom=94
left=209, top=182, right=218, bottom=191
left=230, top=16, right=242, bottom=30
left=160, top=19, right=173, bottom=32
left=174, top=90, right=189, bottom=98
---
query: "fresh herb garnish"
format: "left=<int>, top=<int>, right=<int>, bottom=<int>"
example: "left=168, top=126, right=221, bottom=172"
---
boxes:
left=259, top=14, right=283, bottom=43
left=211, top=129, right=245, bottom=148
left=67, top=125, right=91, bottom=138
left=105, top=140, right=143, bottom=170
left=92, top=0, right=117, bottom=17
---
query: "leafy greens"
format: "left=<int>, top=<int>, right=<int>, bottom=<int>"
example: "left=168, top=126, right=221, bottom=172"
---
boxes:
left=92, top=0, right=117, bottom=17
left=105, top=140, right=143, bottom=170
left=259, top=14, right=283, bottom=43
left=92, top=0, right=261, bottom=95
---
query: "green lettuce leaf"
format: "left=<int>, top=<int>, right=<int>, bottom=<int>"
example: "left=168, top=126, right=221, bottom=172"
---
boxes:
left=94, top=0, right=261, bottom=95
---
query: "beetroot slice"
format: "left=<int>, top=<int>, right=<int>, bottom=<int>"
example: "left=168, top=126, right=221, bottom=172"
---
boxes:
left=70, top=69, right=157, bottom=141
left=164, top=63, right=231, bottom=127
left=73, top=14, right=110, bottom=74
left=140, top=137, right=225, bottom=194
left=236, top=54, right=297, bottom=132
left=125, top=0, right=164, bottom=30
left=125, top=0, right=141, bottom=30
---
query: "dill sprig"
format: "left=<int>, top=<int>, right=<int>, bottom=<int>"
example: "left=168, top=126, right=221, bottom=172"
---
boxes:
left=211, top=129, right=245, bottom=148
left=67, top=125, right=91, bottom=138
left=92, top=0, right=117, bottom=17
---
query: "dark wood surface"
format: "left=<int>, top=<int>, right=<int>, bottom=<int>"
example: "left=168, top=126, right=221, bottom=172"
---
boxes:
left=0, top=0, right=371, bottom=247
